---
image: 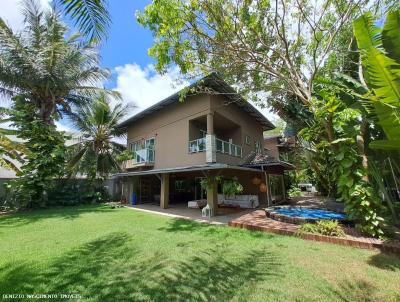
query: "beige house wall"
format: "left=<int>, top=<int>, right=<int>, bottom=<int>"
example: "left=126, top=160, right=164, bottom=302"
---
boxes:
left=264, top=137, right=280, bottom=159
left=126, top=93, right=267, bottom=169
left=126, top=94, right=211, bottom=169
left=210, top=94, right=265, bottom=165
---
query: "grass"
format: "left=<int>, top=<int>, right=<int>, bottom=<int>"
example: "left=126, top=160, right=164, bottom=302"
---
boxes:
left=1, top=205, right=399, bottom=302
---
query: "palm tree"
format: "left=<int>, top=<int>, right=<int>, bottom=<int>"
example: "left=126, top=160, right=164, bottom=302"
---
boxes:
left=68, top=94, right=130, bottom=180
left=56, top=0, right=111, bottom=43
left=0, top=0, right=117, bottom=125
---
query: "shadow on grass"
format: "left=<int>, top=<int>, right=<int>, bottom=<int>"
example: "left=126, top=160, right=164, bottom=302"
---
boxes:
left=0, top=231, right=282, bottom=302
left=326, top=279, right=380, bottom=302
left=158, top=218, right=272, bottom=239
left=367, top=251, right=400, bottom=272
left=0, top=204, right=115, bottom=228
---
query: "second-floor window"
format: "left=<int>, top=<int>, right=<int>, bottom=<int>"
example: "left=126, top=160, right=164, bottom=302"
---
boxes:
left=129, top=138, right=155, bottom=152
left=255, top=140, right=262, bottom=155
left=129, top=141, right=142, bottom=152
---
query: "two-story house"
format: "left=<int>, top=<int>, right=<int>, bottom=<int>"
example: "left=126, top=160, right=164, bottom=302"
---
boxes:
left=113, top=74, right=294, bottom=215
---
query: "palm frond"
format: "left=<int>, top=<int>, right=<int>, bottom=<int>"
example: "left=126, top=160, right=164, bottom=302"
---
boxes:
left=57, top=0, right=111, bottom=44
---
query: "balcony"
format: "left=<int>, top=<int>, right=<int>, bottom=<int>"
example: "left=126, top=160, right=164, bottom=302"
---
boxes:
left=125, top=148, right=155, bottom=169
left=188, top=137, right=206, bottom=153
left=216, top=138, right=243, bottom=157
left=188, top=137, right=242, bottom=157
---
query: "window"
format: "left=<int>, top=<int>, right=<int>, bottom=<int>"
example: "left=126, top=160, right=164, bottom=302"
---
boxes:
left=175, top=179, right=187, bottom=192
left=145, top=138, right=155, bottom=149
left=130, top=138, right=154, bottom=151
left=255, top=140, right=262, bottom=155
left=129, top=140, right=143, bottom=152
left=245, top=135, right=251, bottom=145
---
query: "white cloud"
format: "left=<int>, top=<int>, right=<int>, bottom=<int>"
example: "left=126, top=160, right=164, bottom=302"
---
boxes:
left=55, top=121, right=75, bottom=133
left=113, top=63, right=280, bottom=127
left=113, top=64, right=189, bottom=116
left=0, top=0, right=51, bottom=32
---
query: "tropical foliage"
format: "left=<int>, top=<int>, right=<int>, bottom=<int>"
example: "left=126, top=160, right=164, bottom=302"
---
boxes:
left=0, top=0, right=113, bottom=125
left=138, top=1, right=400, bottom=237
left=68, top=94, right=129, bottom=180
left=298, top=220, right=346, bottom=237
left=353, top=11, right=400, bottom=150
left=0, top=126, right=25, bottom=174
left=300, top=90, right=385, bottom=237
left=7, top=97, right=68, bottom=208
left=56, top=0, right=110, bottom=43
left=0, top=1, right=115, bottom=207
left=200, top=176, right=244, bottom=196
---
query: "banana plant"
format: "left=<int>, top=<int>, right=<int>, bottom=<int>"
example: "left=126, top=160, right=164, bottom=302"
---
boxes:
left=353, top=11, right=400, bottom=150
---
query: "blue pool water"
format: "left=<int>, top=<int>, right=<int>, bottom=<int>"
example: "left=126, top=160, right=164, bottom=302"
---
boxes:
left=273, top=207, right=346, bottom=220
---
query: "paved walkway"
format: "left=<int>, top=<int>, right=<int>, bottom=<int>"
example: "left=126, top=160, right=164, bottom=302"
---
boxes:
left=125, top=203, right=254, bottom=225
left=229, top=210, right=400, bottom=252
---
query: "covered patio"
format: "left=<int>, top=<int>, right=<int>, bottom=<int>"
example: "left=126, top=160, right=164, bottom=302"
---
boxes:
left=112, top=164, right=268, bottom=216
left=125, top=202, right=254, bottom=225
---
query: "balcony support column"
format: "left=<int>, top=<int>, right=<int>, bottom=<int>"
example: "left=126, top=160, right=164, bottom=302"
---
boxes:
left=207, top=112, right=214, bottom=135
left=206, top=112, right=216, bottom=163
left=160, top=173, right=169, bottom=209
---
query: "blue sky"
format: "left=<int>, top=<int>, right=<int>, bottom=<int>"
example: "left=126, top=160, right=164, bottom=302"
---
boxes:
left=0, top=0, right=276, bottom=131
left=100, top=0, right=154, bottom=70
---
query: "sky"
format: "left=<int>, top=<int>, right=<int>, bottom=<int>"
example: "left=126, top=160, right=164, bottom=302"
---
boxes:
left=0, top=0, right=277, bottom=132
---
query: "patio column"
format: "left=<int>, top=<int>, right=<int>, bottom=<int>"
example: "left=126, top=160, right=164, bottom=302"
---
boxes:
left=265, top=173, right=271, bottom=206
left=206, top=174, right=218, bottom=216
left=207, top=112, right=214, bottom=135
left=206, top=112, right=216, bottom=163
left=281, top=174, right=286, bottom=200
left=160, top=173, right=169, bottom=209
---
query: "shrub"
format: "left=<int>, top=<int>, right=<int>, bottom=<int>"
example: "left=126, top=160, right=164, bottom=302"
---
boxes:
left=288, top=186, right=302, bottom=198
left=297, top=220, right=346, bottom=237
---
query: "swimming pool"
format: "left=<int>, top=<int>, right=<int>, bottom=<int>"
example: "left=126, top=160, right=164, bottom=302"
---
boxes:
left=265, top=206, right=348, bottom=224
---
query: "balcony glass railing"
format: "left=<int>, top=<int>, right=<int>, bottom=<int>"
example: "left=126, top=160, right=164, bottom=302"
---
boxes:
left=216, top=138, right=242, bottom=157
left=188, top=137, right=206, bottom=153
left=188, top=137, right=242, bottom=157
left=132, top=148, right=155, bottom=164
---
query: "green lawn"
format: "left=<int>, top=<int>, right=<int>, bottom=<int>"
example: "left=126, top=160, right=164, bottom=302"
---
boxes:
left=1, top=205, right=399, bottom=302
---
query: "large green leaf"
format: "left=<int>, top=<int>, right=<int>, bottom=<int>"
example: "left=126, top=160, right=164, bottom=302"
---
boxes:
left=369, top=139, right=400, bottom=150
left=373, top=102, right=400, bottom=141
left=365, top=48, right=400, bottom=106
left=382, top=10, right=400, bottom=62
left=354, top=11, right=400, bottom=149
left=353, top=13, right=381, bottom=51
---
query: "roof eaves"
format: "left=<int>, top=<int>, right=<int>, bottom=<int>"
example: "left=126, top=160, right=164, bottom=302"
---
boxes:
left=117, top=73, right=275, bottom=130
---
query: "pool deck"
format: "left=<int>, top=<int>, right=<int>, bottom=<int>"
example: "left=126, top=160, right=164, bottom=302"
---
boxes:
left=229, top=210, right=400, bottom=253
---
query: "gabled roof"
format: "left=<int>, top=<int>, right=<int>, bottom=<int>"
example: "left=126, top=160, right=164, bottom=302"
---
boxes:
left=117, top=73, right=275, bottom=130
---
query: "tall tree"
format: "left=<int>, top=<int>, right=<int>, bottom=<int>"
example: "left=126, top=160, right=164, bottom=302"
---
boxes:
left=0, top=0, right=116, bottom=125
left=68, top=94, right=129, bottom=180
left=0, top=1, right=116, bottom=207
left=137, top=0, right=372, bottom=110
